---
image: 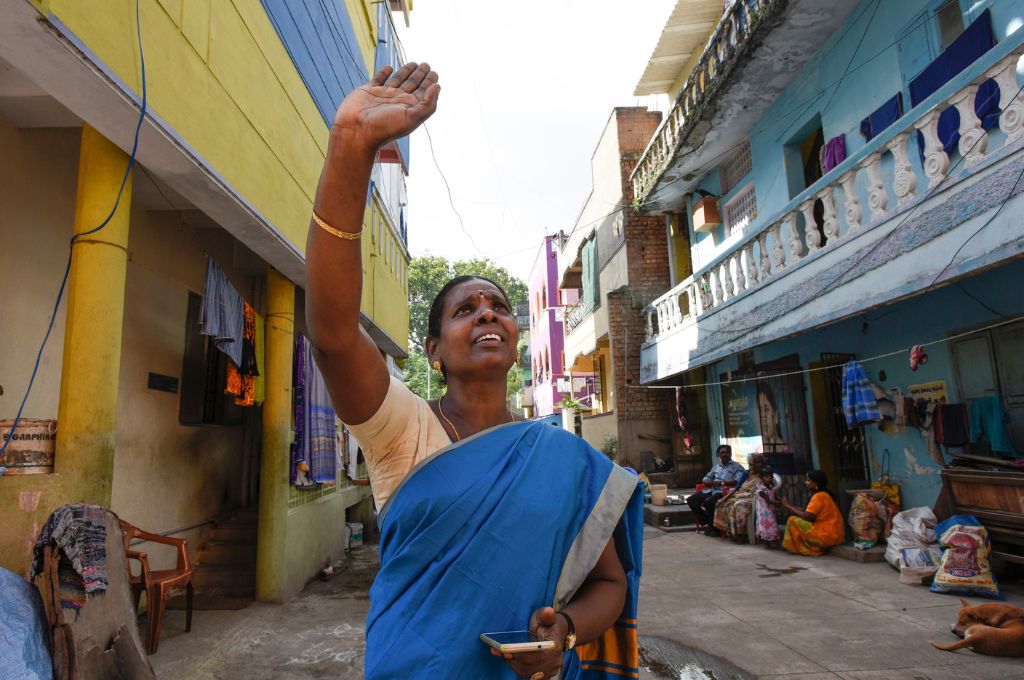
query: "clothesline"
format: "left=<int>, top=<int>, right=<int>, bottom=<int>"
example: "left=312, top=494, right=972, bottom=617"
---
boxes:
left=634, top=315, right=1023, bottom=390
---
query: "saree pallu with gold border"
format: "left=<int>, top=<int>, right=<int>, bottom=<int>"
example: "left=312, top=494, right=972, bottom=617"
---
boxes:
left=366, top=421, right=644, bottom=679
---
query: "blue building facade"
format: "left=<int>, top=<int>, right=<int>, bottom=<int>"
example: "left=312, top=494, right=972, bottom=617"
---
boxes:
left=635, top=0, right=1024, bottom=527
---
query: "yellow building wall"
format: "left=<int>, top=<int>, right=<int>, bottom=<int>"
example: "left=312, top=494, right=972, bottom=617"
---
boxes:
left=29, top=0, right=409, bottom=352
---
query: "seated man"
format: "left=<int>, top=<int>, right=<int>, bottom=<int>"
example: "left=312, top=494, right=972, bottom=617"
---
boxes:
left=686, top=444, right=744, bottom=536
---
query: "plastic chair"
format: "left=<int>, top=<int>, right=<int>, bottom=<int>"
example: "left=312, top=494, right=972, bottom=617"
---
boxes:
left=119, top=520, right=193, bottom=655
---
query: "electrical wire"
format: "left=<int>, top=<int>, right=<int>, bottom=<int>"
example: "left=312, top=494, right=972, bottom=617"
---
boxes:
left=638, top=314, right=1024, bottom=390
left=0, top=0, right=148, bottom=466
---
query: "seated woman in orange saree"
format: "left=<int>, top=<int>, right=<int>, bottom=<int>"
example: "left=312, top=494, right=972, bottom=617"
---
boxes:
left=779, top=470, right=844, bottom=557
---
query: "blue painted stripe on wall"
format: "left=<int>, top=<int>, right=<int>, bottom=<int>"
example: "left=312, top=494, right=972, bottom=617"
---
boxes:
left=261, top=0, right=368, bottom=126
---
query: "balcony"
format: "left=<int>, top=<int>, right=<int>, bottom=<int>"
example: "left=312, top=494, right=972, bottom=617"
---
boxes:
left=641, top=39, right=1024, bottom=383
left=631, top=0, right=861, bottom=212
left=564, top=298, right=588, bottom=333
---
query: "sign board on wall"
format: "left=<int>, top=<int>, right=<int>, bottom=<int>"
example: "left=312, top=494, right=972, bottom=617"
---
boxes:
left=908, top=380, right=948, bottom=402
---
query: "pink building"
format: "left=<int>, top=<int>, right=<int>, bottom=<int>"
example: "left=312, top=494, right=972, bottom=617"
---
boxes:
left=529, top=236, right=594, bottom=417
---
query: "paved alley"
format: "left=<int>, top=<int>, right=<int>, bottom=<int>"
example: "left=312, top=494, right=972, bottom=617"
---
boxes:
left=151, top=529, right=1024, bottom=679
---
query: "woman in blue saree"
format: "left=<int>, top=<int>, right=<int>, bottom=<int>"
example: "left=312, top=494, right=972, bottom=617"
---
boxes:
left=305, top=62, right=644, bottom=679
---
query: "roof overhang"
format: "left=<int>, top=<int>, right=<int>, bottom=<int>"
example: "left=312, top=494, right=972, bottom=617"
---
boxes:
left=634, top=0, right=724, bottom=97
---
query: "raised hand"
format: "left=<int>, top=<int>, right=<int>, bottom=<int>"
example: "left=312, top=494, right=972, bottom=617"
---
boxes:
left=331, top=62, right=440, bottom=151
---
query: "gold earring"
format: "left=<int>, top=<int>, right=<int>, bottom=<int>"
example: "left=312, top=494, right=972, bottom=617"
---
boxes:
left=433, top=361, right=442, bottom=372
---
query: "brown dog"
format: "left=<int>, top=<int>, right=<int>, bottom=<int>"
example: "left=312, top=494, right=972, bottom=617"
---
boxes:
left=929, top=599, right=1024, bottom=657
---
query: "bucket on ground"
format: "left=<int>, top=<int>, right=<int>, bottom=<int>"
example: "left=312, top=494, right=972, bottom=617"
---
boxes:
left=346, top=522, right=364, bottom=548
left=0, top=419, right=56, bottom=474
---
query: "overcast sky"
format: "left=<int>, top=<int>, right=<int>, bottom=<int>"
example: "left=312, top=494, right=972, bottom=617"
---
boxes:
left=396, top=0, right=676, bottom=282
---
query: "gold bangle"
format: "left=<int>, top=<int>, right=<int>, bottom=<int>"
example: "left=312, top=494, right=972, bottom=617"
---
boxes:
left=312, top=211, right=362, bottom=241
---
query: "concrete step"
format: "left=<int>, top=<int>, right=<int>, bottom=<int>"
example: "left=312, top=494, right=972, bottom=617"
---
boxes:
left=191, top=564, right=256, bottom=591
left=644, top=503, right=695, bottom=528
left=831, top=542, right=887, bottom=563
left=210, top=522, right=257, bottom=542
left=196, top=540, right=257, bottom=566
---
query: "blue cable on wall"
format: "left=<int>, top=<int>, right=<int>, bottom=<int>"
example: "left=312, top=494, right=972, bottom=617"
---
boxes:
left=0, top=0, right=148, bottom=472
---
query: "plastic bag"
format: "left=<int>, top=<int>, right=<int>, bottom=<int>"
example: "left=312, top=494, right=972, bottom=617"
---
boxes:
left=884, top=507, right=937, bottom=567
left=848, top=492, right=882, bottom=544
left=0, top=567, right=53, bottom=679
left=929, top=523, right=1003, bottom=600
left=899, top=546, right=943, bottom=585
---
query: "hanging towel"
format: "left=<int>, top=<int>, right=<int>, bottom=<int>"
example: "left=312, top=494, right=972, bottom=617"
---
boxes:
left=200, top=257, right=245, bottom=367
left=860, top=94, right=903, bottom=142
left=303, top=336, right=338, bottom=484
left=229, top=302, right=259, bottom=407
left=822, top=135, right=847, bottom=173
left=935, top=403, right=970, bottom=447
left=290, top=335, right=307, bottom=486
left=969, top=396, right=1019, bottom=455
left=910, top=9, right=999, bottom=157
left=842, top=360, right=880, bottom=429
left=254, top=312, right=266, bottom=405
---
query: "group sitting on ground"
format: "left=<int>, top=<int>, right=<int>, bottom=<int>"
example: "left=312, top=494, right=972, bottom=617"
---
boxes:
left=688, top=453, right=844, bottom=556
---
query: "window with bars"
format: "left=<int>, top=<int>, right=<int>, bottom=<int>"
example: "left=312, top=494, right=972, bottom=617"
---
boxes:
left=723, top=182, right=757, bottom=236
left=720, top=141, right=752, bottom=194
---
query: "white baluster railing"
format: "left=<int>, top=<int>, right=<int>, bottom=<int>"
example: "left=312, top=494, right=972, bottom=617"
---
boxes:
left=642, top=45, right=1024, bottom=346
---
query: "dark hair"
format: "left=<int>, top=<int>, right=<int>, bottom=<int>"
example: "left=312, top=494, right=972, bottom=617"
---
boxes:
left=427, top=275, right=511, bottom=339
left=760, top=465, right=774, bottom=477
left=805, top=469, right=836, bottom=499
left=716, top=444, right=732, bottom=456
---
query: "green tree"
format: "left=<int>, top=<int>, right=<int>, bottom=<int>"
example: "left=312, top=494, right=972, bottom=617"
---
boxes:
left=408, top=255, right=528, bottom=350
left=404, top=255, right=528, bottom=405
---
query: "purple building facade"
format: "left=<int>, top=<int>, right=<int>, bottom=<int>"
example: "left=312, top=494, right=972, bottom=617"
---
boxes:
left=529, top=236, right=594, bottom=417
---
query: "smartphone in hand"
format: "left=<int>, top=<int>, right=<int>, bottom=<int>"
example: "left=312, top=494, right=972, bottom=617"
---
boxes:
left=480, top=630, right=557, bottom=654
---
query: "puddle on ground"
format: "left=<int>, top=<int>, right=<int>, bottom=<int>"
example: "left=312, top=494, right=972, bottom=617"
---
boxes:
left=639, top=636, right=751, bottom=680
left=754, top=562, right=807, bottom=578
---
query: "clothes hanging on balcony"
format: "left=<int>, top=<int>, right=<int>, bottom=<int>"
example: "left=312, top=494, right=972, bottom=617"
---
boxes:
left=822, top=135, right=847, bottom=173
left=910, top=9, right=999, bottom=157
left=305, top=348, right=338, bottom=484
left=225, top=302, right=260, bottom=407
left=841, top=360, right=879, bottom=428
left=199, top=257, right=245, bottom=367
left=859, top=94, right=903, bottom=142
left=969, top=396, right=1020, bottom=455
left=290, top=335, right=308, bottom=486
left=934, top=403, right=970, bottom=447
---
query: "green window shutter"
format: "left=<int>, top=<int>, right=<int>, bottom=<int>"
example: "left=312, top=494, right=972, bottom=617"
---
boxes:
left=582, top=238, right=599, bottom=312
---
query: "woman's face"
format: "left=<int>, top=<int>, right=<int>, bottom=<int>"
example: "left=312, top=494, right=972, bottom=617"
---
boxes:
left=804, top=475, right=816, bottom=490
left=426, top=279, right=519, bottom=384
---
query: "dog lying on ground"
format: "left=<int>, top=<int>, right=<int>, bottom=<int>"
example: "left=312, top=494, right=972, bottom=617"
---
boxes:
left=930, top=599, right=1024, bottom=657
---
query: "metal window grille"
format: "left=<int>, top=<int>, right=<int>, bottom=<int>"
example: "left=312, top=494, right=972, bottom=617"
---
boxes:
left=720, top=141, right=752, bottom=194
left=723, top=182, right=757, bottom=236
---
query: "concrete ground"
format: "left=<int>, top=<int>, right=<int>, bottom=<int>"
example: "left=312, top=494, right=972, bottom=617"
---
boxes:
left=152, top=530, right=1024, bottom=679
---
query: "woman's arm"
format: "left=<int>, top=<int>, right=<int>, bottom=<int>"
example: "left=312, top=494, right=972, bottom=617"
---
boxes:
left=780, top=497, right=817, bottom=522
left=499, top=538, right=627, bottom=678
left=306, top=64, right=439, bottom=425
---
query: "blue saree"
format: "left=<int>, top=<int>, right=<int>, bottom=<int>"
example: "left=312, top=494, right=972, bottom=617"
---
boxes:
left=367, top=421, right=644, bottom=679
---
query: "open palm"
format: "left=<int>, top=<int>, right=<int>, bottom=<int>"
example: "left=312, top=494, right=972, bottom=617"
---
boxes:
left=332, top=62, right=440, bottom=150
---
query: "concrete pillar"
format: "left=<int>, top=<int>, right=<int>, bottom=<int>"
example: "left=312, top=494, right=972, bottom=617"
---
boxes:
left=54, top=124, right=132, bottom=504
left=256, top=267, right=294, bottom=602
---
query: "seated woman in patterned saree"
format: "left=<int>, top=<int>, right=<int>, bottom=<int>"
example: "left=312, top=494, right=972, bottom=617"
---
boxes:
left=712, top=454, right=764, bottom=541
left=305, top=62, right=644, bottom=680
